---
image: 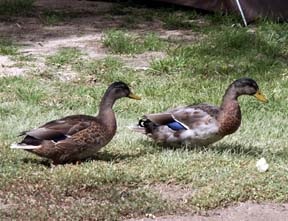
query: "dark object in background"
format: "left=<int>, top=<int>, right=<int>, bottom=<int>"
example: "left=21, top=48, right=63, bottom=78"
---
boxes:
left=154, top=0, right=288, bottom=24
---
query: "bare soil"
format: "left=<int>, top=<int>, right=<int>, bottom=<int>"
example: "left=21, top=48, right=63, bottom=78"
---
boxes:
left=0, top=0, right=169, bottom=77
left=127, top=184, right=288, bottom=221
left=127, top=202, right=288, bottom=221
left=1, top=0, right=287, bottom=220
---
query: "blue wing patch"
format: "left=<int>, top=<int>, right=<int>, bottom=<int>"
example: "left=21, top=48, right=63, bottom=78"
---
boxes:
left=167, top=121, right=187, bottom=131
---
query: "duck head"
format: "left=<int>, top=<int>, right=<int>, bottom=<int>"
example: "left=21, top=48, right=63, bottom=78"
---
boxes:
left=230, top=78, right=268, bottom=103
left=105, top=81, right=141, bottom=100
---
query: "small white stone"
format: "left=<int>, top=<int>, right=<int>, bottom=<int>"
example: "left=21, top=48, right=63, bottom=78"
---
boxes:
left=256, top=157, right=269, bottom=172
left=145, top=213, right=156, bottom=219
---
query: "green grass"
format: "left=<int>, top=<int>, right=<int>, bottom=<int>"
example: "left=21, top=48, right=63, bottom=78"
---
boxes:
left=1, top=2, right=288, bottom=220
left=40, top=10, right=86, bottom=25
left=108, top=2, right=202, bottom=30
left=0, top=0, right=35, bottom=16
left=11, top=54, right=35, bottom=62
left=0, top=39, right=36, bottom=65
left=0, top=39, right=18, bottom=55
left=150, top=26, right=287, bottom=77
left=102, top=30, right=168, bottom=54
left=46, top=47, right=83, bottom=67
left=162, top=10, right=199, bottom=30
left=74, top=56, right=135, bottom=84
left=40, top=10, right=66, bottom=25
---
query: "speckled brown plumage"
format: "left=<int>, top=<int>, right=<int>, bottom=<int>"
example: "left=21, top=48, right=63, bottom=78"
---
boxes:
left=12, top=82, right=140, bottom=164
left=217, top=100, right=242, bottom=136
left=132, top=78, right=267, bottom=147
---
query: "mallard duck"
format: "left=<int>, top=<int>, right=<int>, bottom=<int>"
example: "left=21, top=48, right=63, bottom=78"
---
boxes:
left=11, top=82, right=141, bottom=164
left=132, top=78, right=267, bottom=147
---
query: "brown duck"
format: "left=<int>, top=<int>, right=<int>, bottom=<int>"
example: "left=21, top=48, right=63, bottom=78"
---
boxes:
left=131, top=78, right=267, bottom=147
left=11, top=82, right=141, bottom=164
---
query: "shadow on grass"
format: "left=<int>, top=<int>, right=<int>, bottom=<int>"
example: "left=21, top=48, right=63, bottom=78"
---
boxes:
left=21, top=157, right=51, bottom=167
left=20, top=149, right=149, bottom=166
left=140, top=138, right=265, bottom=157
left=87, top=149, right=149, bottom=162
left=210, top=143, right=264, bottom=157
left=20, top=141, right=267, bottom=167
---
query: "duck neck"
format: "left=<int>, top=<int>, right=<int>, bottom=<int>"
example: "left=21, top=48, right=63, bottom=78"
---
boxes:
left=98, top=94, right=117, bottom=133
left=218, top=86, right=242, bottom=136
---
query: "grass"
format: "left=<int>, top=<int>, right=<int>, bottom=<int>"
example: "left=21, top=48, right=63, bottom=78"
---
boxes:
left=162, top=11, right=199, bottom=30
left=0, top=39, right=18, bottom=55
left=40, top=10, right=67, bottom=25
left=0, top=0, right=35, bottom=16
left=0, top=38, right=36, bottom=65
left=108, top=2, right=202, bottom=30
left=102, top=30, right=168, bottom=54
left=0, top=38, right=35, bottom=67
left=74, top=56, right=134, bottom=84
left=1, top=2, right=288, bottom=220
left=46, top=47, right=83, bottom=67
left=40, top=9, right=87, bottom=25
left=150, top=26, right=287, bottom=76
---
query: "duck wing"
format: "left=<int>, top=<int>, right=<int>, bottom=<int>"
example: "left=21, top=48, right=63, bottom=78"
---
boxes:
left=20, top=115, right=95, bottom=142
left=171, top=103, right=220, bottom=129
left=144, top=103, right=220, bottom=130
left=143, top=113, right=174, bottom=125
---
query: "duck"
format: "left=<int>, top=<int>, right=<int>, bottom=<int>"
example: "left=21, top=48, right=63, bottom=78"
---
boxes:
left=11, top=81, right=141, bottom=164
left=131, top=78, right=267, bottom=147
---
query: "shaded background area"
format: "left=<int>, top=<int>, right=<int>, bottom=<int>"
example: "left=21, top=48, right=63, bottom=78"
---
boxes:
left=148, top=0, right=288, bottom=22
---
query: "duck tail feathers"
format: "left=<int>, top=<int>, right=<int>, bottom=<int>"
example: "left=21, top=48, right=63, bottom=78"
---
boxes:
left=127, top=125, right=146, bottom=134
left=10, top=143, right=41, bottom=149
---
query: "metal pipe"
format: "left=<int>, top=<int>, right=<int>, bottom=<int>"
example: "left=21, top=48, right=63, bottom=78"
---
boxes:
left=235, top=0, right=247, bottom=26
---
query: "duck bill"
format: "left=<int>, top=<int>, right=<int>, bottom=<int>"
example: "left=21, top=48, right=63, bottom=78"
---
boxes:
left=128, top=93, right=141, bottom=100
left=254, top=90, right=268, bottom=103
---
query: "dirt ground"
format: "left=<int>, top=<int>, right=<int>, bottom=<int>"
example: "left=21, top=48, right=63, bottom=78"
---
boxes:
left=0, top=0, right=169, bottom=78
left=127, top=202, right=288, bottom=221
left=1, top=0, right=288, bottom=220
